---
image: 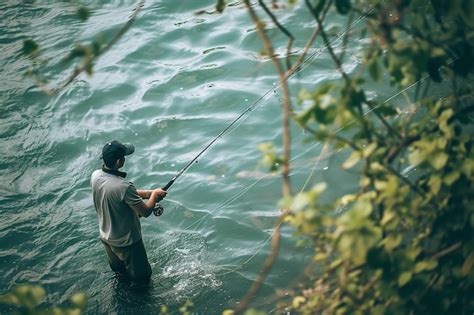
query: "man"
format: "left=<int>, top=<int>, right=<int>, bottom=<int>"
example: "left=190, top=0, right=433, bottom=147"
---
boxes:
left=90, top=140, right=167, bottom=283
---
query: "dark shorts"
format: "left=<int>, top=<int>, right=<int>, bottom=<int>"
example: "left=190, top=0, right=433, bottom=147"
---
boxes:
left=102, top=239, right=152, bottom=283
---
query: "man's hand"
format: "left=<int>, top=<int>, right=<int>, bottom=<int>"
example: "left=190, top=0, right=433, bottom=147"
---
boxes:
left=153, top=188, right=167, bottom=197
left=132, top=188, right=168, bottom=218
left=152, top=188, right=167, bottom=202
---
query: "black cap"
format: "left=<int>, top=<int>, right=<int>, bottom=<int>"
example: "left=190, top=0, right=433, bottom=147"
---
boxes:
left=101, top=140, right=135, bottom=167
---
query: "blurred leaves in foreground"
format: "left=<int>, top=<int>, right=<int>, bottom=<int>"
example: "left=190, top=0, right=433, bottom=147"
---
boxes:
left=0, top=284, right=86, bottom=315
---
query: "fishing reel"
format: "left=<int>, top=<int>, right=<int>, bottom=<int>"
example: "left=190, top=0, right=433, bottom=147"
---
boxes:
left=153, top=203, right=165, bottom=216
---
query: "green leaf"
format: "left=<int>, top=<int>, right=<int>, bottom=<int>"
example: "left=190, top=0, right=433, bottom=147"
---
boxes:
left=216, top=0, right=227, bottom=13
left=443, top=171, right=460, bottom=186
left=368, top=57, right=381, bottom=81
left=342, top=151, right=361, bottom=169
left=427, top=57, right=443, bottom=82
left=414, top=260, right=438, bottom=273
left=292, top=296, right=306, bottom=309
left=70, top=292, right=87, bottom=309
left=314, top=0, right=327, bottom=15
left=429, top=151, right=448, bottom=170
left=398, top=271, right=412, bottom=287
left=461, top=253, right=474, bottom=276
left=335, top=0, right=351, bottom=14
left=428, top=175, right=442, bottom=195
left=77, top=7, right=91, bottom=21
left=382, top=234, right=402, bottom=251
left=23, top=39, right=39, bottom=56
left=374, top=104, right=397, bottom=116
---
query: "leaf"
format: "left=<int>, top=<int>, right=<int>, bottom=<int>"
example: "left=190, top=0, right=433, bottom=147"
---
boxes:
left=443, top=171, right=460, bottom=186
left=77, top=7, right=91, bottom=21
left=292, top=296, right=306, bottom=309
left=415, top=260, right=438, bottom=273
left=216, top=0, right=227, bottom=13
left=342, top=151, right=361, bottom=169
left=398, top=271, right=412, bottom=287
left=335, top=0, right=351, bottom=14
left=461, top=253, right=474, bottom=276
left=314, top=253, right=327, bottom=262
left=70, top=293, right=87, bottom=309
left=429, top=151, right=448, bottom=170
left=428, top=175, right=442, bottom=195
left=383, top=234, right=402, bottom=251
left=368, top=57, right=381, bottom=81
left=314, top=0, right=327, bottom=15
left=427, top=57, right=443, bottom=82
left=23, top=39, right=39, bottom=56
left=374, top=104, right=397, bottom=116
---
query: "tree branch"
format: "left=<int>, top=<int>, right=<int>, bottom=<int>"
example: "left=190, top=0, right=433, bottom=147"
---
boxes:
left=35, top=0, right=145, bottom=95
left=258, top=0, right=295, bottom=71
left=234, top=1, right=294, bottom=312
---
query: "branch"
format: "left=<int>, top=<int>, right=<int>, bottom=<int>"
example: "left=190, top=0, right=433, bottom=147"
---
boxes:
left=235, top=2, right=294, bottom=312
left=305, top=0, right=350, bottom=83
left=284, top=0, right=331, bottom=80
left=258, top=0, right=295, bottom=71
left=364, top=101, right=403, bottom=140
left=338, top=10, right=355, bottom=63
left=234, top=213, right=287, bottom=314
left=430, top=242, right=462, bottom=260
left=35, top=0, right=145, bottom=95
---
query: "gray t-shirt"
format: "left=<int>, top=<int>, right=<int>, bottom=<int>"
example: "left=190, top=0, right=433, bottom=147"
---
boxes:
left=91, top=169, right=143, bottom=247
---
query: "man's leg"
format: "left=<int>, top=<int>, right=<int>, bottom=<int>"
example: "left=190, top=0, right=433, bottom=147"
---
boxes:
left=111, top=239, right=152, bottom=283
left=126, top=239, right=152, bottom=282
left=102, top=241, right=126, bottom=274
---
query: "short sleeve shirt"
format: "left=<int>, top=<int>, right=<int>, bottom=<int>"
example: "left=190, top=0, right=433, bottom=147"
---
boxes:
left=91, top=169, right=143, bottom=247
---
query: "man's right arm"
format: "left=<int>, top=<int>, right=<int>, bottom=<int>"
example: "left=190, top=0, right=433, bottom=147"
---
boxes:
left=129, top=188, right=167, bottom=218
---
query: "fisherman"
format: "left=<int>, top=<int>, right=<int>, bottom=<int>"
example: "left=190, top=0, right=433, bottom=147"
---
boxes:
left=90, top=140, right=167, bottom=283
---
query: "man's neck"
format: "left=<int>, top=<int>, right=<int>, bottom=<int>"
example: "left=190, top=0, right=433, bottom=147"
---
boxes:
left=102, top=165, right=127, bottom=178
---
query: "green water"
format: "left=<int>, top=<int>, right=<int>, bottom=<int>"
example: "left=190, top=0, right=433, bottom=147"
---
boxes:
left=0, top=1, right=412, bottom=313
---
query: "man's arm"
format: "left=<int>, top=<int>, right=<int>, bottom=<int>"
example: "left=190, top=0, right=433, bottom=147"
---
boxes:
left=137, top=190, right=152, bottom=199
left=129, top=188, right=167, bottom=218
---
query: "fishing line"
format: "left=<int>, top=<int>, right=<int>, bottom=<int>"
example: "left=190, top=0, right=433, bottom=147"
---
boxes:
left=157, top=5, right=373, bottom=196
left=211, top=64, right=431, bottom=277
left=156, top=5, right=378, bottom=276
left=161, top=0, right=425, bottom=280
left=157, top=9, right=373, bottom=221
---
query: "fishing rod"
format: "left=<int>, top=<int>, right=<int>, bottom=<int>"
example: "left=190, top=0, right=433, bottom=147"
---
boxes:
left=152, top=102, right=259, bottom=216
left=162, top=102, right=258, bottom=191
left=153, top=5, right=376, bottom=217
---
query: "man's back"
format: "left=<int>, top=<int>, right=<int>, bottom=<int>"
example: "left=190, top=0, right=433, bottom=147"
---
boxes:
left=91, top=169, right=142, bottom=247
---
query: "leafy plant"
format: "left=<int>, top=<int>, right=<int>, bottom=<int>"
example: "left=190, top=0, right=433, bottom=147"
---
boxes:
left=0, top=284, right=86, bottom=315
left=220, top=0, right=474, bottom=314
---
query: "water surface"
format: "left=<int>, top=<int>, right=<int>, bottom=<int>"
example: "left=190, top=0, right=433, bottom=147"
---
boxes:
left=0, top=1, right=414, bottom=313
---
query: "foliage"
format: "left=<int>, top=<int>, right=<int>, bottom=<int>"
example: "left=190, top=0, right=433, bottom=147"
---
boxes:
left=17, top=0, right=474, bottom=314
left=0, top=284, right=86, bottom=315
left=22, top=1, right=144, bottom=95
left=276, top=0, right=474, bottom=314
left=218, top=0, right=474, bottom=313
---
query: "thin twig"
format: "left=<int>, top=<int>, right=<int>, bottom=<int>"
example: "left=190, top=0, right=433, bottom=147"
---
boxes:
left=284, top=0, right=331, bottom=80
left=35, top=0, right=145, bottom=95
left=338, top=9, right=355, bottom=63
left=364, top=101, right=403, bottom=140
left=234, top=1, right=293, bottom=312
left=305, top=0, right=350, bottom=83
left=258, top=0, right=295, bottom=71
left=430, top=242, right=462, bottom=260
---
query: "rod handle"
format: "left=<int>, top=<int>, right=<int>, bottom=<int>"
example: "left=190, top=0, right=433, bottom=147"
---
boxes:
left=162, top=179, right=174, bottom=191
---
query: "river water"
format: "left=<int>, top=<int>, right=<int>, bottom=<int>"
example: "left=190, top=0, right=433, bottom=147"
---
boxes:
left=0, top=1, right=415, bottom=314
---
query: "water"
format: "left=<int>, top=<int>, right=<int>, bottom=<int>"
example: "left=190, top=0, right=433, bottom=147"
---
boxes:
left=1, top=1, right=415, bottom=313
